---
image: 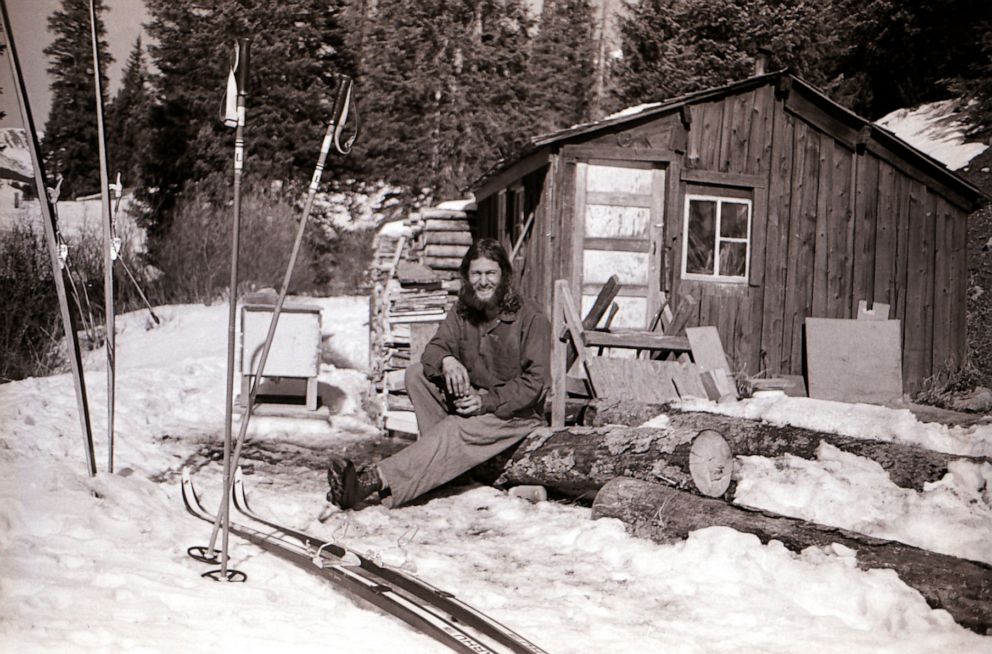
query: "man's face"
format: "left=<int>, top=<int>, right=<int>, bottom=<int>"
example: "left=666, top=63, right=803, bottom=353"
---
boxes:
left=467, top=256, right=502, bottom=305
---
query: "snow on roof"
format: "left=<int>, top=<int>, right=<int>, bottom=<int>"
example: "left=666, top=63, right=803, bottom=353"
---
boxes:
left=875, top=100, right=988, bottom=171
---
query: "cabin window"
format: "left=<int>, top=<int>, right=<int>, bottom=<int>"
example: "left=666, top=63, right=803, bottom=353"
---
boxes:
left=681, top=194, right=752, bottom=282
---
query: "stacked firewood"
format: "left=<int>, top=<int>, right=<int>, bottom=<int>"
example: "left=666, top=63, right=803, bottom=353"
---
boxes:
left=368, top=203, right=475, bottom=434
left=414, top=206, right=473, bottom=278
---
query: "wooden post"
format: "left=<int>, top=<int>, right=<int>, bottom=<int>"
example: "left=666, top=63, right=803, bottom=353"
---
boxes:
left=551, top=280, right=567, bottom=427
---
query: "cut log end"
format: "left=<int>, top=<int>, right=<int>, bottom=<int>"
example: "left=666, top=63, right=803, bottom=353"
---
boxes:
left=689, top=429, right=733, bottom=497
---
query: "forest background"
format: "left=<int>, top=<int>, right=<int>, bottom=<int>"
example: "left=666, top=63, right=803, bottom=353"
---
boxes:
left=2, top=0, right=992, bottom=393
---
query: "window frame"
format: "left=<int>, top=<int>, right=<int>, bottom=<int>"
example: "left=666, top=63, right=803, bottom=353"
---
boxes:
left=680, top=192, right=753, bottom=283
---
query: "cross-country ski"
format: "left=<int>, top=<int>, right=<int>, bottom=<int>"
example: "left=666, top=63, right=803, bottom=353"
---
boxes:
left=2, top=0, right=992, bottom=652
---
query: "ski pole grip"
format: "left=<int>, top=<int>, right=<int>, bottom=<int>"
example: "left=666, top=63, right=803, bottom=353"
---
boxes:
left=236, top=38, right=251, bottom=96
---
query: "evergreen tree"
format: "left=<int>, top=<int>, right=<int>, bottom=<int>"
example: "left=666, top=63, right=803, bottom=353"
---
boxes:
left=41, top=0, right=113, bottom=199
left=829, top=0, right=992, bottom=119
left=530, top=0, right=597, bottom=131
left=141, top=0, right=356, bottom=234
left=610, top=0, right=835, bottom=112
left=107, top=37, right=150, bottom=190
left=950, top=24, right=992, bottom=141
left=357, top=0, right=536, bottom=200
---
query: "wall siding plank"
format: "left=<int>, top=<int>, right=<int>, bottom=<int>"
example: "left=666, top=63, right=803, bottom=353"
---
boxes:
left=951, top=208, right=968, bottom=366
left=783, top=122, right=820, bottom=373
left=811, top=137, right=833, bottom=317
left=759, top=102, right=794, bottom=374
left=851, top=154, right=879, bottom=312
left=931, top=197, right=954, bottom=373
left=747, top=85, right=774, bottom=176
left=903, top=179, right=931, bottom=391
left=827, top=143, right=855, bottom=318
left=873, top=160, right=898, bottom=306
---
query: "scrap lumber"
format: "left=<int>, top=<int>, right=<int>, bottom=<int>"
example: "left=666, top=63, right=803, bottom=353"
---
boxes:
left=685, top=326, right=739, bottom=401
left=585, top=359, right=706, bottom=403
left=805, top=318, right=903, bottom=404
left=592, top=477, right=992, bottom=635
left=857, top=299, right=891, bottom=320
left=502, top=407, right=988, bottom=493
left=369, top=202, right=475, bottom=433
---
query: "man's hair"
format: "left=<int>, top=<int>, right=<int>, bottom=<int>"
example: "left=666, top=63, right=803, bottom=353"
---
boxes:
left=456, top=238, right=522, bottom=318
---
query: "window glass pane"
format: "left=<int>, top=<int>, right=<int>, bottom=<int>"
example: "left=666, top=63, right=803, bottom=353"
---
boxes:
left=584, top=249, right=649, bottom=285
left=686, top=199, right=716, bottom=274
left=587, top=164, right=652, bottom=194
left=585, top=205, right=650, bottom=238
left=720, top=202, right=749, bottom=238
left=719, top=242, right=747, bottom=277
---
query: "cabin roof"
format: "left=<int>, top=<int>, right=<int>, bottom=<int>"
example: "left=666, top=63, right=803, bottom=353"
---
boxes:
left=472, top=70, right=986, bottom=207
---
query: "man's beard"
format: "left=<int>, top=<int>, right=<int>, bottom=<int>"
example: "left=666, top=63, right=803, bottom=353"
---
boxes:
left=458, top=277, right=508, bottom=323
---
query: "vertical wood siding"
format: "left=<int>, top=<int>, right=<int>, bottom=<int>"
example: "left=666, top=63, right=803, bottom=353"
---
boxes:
left=480, top=79, right=970, bottom=393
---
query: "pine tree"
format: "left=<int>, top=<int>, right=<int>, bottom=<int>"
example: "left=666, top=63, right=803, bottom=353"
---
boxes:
left=357, top=0, right=536, bottom=200
left=610, top=0, right=835, bottom=112
left=829, top=0, right=992, bottom=119
left=41, top=0, right=113, bottom=199
left=107, top=37, right=150, bottom=190
left=530, top=0, right=597, bottom=131
left=141, top=0, right=356, bottom=233
left=951, top=26, right=992, bottom=141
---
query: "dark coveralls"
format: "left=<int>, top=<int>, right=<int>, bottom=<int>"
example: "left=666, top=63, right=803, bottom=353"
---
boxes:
left=377, top=297, right=551, bottom=506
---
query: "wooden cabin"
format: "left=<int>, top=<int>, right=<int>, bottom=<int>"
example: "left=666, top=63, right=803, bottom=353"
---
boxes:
left=471, top=70, right=986, bottom=393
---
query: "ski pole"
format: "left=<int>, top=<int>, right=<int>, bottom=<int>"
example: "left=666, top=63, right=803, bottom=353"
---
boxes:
left=206, top=74, right=357, bottom=553
left=210, top=37, right=251, bottom=583
left=109, top=172, right=161, bottom=325
left=89, top=0, right=116, bottom=474
left=0, top=0, right=96, bottom=476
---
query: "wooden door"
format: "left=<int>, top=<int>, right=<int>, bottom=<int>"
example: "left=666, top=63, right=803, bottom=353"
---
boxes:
left=573, top=161, right=665, bottom=328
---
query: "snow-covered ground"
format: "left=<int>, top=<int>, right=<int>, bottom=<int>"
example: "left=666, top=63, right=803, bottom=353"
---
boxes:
left=1, top=297, right=990, bottom=653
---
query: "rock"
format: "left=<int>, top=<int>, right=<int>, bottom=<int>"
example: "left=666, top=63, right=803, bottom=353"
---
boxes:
left=948, top=386, right=992, bottom=413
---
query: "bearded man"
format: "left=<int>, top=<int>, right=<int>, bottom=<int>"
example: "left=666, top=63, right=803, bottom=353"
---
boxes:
left=326, top=238, right=551, bottom=510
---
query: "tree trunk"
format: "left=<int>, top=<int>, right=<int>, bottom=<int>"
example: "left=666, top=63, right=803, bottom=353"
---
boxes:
left=578, top=401, right=986, bottom=491
left=592, top=477, right=992, bottom=635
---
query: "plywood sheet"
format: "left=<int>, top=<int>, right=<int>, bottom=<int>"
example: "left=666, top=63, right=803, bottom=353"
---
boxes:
left=685, top=326, right=739, bottom=400
left=857, top=300, right=891, bottom=321
left=805, top=318, right=903, bottom=404
left=685, top=326, right=731, bottom=373
left=586, top=358, right=680, bottom=403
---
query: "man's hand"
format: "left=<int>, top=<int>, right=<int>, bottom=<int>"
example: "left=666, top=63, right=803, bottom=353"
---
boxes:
left=441, top=356, right=471, bottom=397
left=453, top=391, right=483, bottom=416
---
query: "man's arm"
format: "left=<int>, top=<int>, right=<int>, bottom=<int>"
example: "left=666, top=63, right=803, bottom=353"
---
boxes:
left=419, top=311, right=470, bottom=396
left=479, top=309, right=551, bottom=419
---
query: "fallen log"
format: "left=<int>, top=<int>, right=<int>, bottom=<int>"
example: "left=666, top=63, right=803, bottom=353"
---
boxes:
left=592, top=476, right=992, bottom=635
left=579, top=401, right=986, bottom=490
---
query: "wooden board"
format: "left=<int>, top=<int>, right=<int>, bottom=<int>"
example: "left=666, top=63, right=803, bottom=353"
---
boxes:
left=585, top=358, right=680, bottom=403
left=857, top=300, right=890, bottom=320
left=805, top=318, right=903, bottom=404
left=584, top=358, right=708, bottom=403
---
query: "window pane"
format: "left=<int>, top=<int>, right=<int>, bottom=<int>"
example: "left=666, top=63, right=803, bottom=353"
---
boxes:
left=721, top=202, right=749, bottom=238
left=587, top=164, right=653, bottom=194
left=585, top=205, right=650, bottom=238
left=686, top=199, right=716, bottom=274
left=583, top=249, right=649, bottom=285
left=719, top=242, right=747, bottom=277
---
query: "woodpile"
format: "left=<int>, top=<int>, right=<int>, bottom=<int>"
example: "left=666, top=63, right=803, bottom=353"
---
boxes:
left=368, top=203, right=475, bottom=434
left=487, top=405, right=992, bottom=633
left=592, top=477, right=992, bottom=634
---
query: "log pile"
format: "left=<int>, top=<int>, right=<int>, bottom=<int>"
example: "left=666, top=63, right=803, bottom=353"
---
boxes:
left=489, top=406, right=992, bottom=633
left=368, top=203, right=475, bottom=433
left=592, top=477, right=992, bottom=634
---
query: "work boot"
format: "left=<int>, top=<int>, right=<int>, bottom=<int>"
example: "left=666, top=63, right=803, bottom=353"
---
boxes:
left=326, top=457, right=382, bottom=509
